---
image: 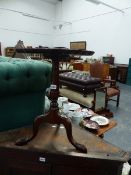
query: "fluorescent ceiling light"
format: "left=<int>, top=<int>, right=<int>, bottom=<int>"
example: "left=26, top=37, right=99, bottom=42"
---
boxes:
left=39, top=0, right=58, bottom=5
left=0, top=7, right=50, bottom=21
left=85, top=0, right=124, bottom=13
left=22, top=13, right=49, bottom=21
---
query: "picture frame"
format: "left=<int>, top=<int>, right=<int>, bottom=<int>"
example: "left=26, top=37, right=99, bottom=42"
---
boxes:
left=70, top=41, right=86, bottom=50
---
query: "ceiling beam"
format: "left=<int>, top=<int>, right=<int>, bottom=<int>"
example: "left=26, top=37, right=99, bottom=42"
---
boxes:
left=85, top=0, right=124, bottom=14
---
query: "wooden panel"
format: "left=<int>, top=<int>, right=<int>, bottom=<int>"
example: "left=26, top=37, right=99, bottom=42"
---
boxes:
left=117, top=65, right=128, bottom=83
left=103, top=63, right=110, bottom=79
left=83, top=63, right=90, bottom=71
left=83, top=63, right=109, bottom=79
left=54, top=165, right=108, bottom=175
left=109, top=67, right=117, bottom=80
left=5, top=47, right=15, bottom=57
left=5, top=160, right=51, bottom=175
left=0, top=124, right=128, bottom=175
left=89, top=62, right=109, bottom=80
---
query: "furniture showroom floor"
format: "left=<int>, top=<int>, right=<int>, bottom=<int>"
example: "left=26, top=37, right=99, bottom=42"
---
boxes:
left=104, top=83, right=131, bottom=152
left=104, top=83, right=131, bottom=175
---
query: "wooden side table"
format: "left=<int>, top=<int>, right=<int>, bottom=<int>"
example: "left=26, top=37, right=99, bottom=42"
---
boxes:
left=15, top=48, right=94, bottom=153
left=94, top=119, right=117, bottom=138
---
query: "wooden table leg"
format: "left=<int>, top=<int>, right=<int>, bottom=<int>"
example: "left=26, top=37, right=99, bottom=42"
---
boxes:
left=15, top=106, right=87, bottom=153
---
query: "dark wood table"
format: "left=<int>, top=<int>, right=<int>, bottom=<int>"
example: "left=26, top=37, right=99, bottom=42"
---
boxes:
left=0, top=123, right=129, bottom=175
left=15, top=48, right=94, bottom=153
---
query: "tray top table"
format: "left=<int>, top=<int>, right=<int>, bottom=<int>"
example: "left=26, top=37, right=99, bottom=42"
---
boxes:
left=15, top=48, right=94, bottom=153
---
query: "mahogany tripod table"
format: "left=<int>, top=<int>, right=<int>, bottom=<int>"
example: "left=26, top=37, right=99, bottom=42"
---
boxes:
left=15, top=48, right=94, bottom=153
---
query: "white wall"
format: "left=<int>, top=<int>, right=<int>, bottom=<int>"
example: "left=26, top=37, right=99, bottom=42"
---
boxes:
left=1, top=0, right=131, bottom=64
left=54, top=0, right=131, bottom=64
left=0, top=0, right=55, bottom=55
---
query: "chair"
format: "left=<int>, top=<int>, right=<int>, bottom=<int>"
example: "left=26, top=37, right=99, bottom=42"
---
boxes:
left=102, top=79, right=120, bottom=108
left=90, top=62, right=120, bottom=109
left=90, top=62, right=110, bottom=80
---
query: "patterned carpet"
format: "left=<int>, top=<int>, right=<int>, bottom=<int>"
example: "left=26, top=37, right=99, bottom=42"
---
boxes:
left=104, top=83, right=131, bottom=152
left=60, top=83, right=131, bottom=151
left=59, top=83, right=131, bottom=174
left=104, top=83, right=131, bottom=174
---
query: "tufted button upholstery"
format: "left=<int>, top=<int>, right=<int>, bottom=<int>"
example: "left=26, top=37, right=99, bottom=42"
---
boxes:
left=0, top=56, right=52, bottom=132
left=59, top=71, right=101, bottom=85
left=0, top=56, right=52, bottom=96
left=59, top=70, right=102, bottom=96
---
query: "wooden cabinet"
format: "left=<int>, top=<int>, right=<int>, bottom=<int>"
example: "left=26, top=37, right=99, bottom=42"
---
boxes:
left=0, top=124, right=129, bottom=175
left=5, top=47, right=15, bottom=57
left=72, top=62, right=83, bottom=70
left=109, top=66, right=117, bottom=80
left=3, top=160, right=50, bottom=175
left=73, top=62, right=109, bottom=79
left=83, top=63, right=90, bottom=71
left=72, top=62, right=128, bottom=83
left=116, top=64, right=128, bottom=83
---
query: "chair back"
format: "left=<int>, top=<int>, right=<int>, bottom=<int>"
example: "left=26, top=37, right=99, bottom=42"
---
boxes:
left=90, top=62, right=109, bottom=80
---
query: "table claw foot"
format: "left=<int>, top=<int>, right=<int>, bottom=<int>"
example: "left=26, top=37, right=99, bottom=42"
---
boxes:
left=74, top=143, right=87, bottom=153
left=60, top=116, right=87, bottom=153
left=15, top=136, right=32, bottom=146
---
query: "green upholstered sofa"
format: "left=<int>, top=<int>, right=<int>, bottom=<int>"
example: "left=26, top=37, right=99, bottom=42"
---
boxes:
left=0, top=56, right=52, bottom=132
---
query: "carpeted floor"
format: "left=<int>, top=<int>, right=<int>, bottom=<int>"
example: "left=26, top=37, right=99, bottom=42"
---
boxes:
left=100, top=83, right=131, bottom=175
left=104, top=83, right=131, bottom=152
left=60, top=83, right=131, bottom=151
left=61, top=83, right=131, bottom=175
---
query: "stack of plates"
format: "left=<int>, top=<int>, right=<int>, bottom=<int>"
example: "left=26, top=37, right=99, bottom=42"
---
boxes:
left=90, top=115, right=109, bottom=126
left=80, top=115, right=109, bottom=131
left=67, top=103, right=81, bottom=111
left=80, top=119, right=99, bottom=131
